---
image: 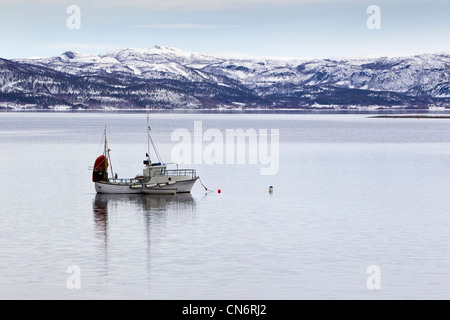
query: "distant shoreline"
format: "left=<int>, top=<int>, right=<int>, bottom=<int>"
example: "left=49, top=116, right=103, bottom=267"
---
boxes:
left=369, top=114, right=450, bottom=119
left=2, top=109, right=450, bottom=117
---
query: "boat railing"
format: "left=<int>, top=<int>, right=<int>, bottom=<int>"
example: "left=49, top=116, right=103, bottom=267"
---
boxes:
left=153, top=169, right=197, bottom=179
left=108, top=178, right=142, bottom=184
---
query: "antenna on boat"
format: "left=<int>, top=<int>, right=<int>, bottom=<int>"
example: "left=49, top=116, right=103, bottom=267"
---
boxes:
left=146, top=114, right=164, bottom=165
left=146, top=114, right=151, bottom=163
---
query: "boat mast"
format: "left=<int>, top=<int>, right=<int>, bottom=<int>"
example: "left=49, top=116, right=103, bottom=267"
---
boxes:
left=104, top=126, right=107, bottom=169
left=147, top=114, right=151, bottom=164
left=146, top=114, right=164, bottom=165
left=104, top=125, right=114, bottom=179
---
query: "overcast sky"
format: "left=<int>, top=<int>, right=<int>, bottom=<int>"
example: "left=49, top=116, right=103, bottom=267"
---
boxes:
left=0, top=0, right=449, bottom=59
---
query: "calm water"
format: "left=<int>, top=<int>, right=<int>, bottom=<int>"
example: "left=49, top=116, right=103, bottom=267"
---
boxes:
left=1, top=111, right=450, bottom=299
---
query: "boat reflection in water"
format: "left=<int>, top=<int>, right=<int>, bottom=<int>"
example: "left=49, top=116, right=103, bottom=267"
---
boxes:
left=93, top=192, right=196, bottom=239
left=92, top=193, right=196, bottom=286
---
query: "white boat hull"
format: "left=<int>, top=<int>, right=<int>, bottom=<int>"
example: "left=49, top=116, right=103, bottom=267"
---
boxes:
left=95, top=182, right=144, bottom=194
left=95, top=178, right=198, bottom=194
left=142, top=178, right=198, bottom=194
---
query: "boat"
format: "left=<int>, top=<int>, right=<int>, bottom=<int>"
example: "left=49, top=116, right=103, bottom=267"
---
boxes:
left=92, top=117, right=199, bottom=195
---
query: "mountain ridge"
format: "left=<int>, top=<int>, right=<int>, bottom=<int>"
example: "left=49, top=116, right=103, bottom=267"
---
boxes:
left=1, top=45, right=449, bottom=110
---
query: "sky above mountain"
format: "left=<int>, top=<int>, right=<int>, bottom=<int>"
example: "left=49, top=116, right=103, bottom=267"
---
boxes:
left=1, top=0, right=449, bottom=59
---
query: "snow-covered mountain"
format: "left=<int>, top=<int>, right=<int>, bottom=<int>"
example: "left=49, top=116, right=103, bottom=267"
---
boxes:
left=1, top=45, right=449, bottom=110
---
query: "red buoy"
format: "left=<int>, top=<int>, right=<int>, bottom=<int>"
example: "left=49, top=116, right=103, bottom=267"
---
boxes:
left=218, top=189, right=221, bottom=194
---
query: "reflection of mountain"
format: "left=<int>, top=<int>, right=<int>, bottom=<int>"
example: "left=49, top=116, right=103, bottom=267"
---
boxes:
left=92, top=193, right=196, bottom=280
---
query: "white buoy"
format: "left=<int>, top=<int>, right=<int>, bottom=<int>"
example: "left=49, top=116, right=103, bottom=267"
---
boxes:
left=269, top=186, right=273, bottom=193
